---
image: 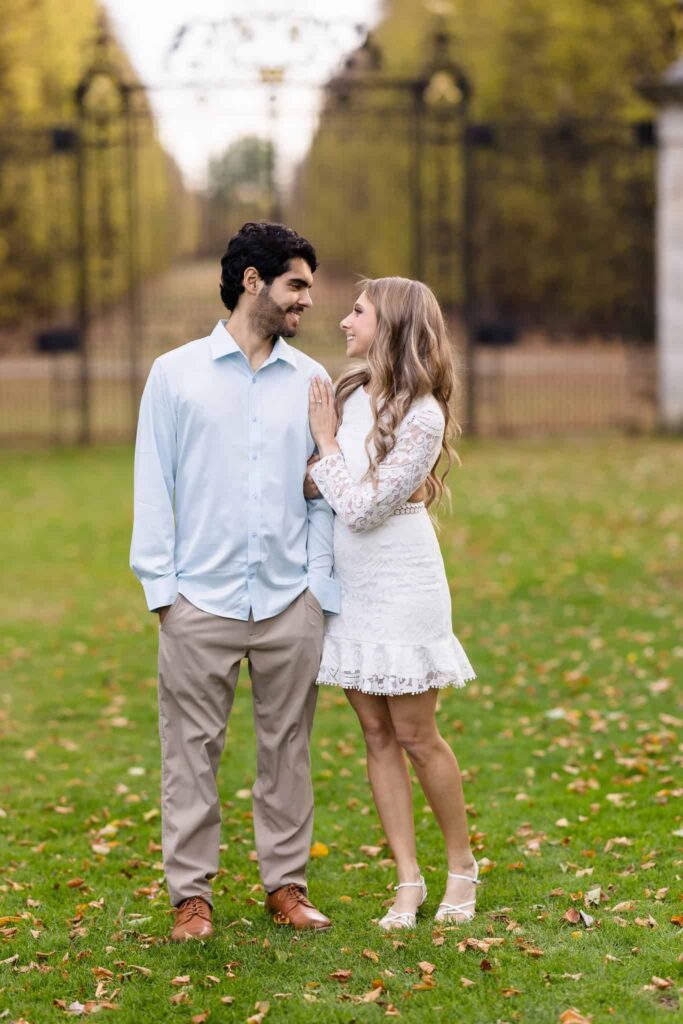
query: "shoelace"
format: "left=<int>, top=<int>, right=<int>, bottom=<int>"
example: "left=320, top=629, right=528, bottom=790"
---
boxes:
left=179, top=897, right=209, bottom=918
left=280, top=885, right=311, bottom=907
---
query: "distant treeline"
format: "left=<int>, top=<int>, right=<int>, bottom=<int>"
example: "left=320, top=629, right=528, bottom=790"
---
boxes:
left=0, top=0, right=200, bottom=326
left=288, top=0, right=677, bottom=338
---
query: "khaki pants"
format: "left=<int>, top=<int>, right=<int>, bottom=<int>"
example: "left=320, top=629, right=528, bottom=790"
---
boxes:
left=157, top=588, right=324, bottom=907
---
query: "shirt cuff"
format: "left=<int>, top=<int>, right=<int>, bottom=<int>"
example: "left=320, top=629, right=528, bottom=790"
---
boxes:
left=307, top=572, right=340, bottom=615
left=142, top=573, right=178, bottom=612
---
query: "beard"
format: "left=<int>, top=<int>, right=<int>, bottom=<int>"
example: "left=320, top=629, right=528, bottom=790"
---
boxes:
left=250, top=286, right=303, bottom=339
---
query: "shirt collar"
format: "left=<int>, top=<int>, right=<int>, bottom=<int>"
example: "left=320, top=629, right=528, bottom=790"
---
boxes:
left=209, top=320, right=298, bottom=370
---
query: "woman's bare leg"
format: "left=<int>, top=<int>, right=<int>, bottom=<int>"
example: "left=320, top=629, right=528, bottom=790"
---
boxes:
left=388, top=690, right=477, bottom=916
left=345, top=689, right=423, bottom=915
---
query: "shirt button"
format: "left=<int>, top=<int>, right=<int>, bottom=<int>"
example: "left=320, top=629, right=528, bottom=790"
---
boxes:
left=251, top=454, right=257, bottom=461
left=252, top=417, right=257, bottom=423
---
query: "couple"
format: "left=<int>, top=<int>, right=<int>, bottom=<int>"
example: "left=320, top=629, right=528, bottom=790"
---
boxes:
left=130, top=221, right=478, bottom=942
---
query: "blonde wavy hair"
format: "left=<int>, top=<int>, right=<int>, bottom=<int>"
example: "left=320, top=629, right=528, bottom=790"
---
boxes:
left=335, top=276, right=460, bottom=510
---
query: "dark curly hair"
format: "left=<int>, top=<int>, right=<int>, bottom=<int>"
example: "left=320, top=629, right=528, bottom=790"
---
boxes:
left=219, top=222, right=318, bottom=311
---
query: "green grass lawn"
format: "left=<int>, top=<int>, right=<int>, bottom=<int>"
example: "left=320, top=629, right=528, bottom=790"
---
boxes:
left=0, top=438, right=681, bottom=1024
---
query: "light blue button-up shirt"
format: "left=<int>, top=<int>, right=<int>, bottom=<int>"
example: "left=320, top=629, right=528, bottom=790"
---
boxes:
left=130, top=320, right=340, bottom=621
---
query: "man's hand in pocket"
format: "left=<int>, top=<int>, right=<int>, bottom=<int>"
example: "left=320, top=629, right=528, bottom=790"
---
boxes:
left=304, top=454, right=321, bottom=500
left=157, top=605, right=172, bottom=625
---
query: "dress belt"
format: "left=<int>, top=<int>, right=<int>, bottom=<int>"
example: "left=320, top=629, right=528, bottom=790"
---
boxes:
left=391, top=501, right=425, bottom=516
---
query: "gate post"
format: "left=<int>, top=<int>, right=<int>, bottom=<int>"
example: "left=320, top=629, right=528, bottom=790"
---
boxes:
left=642, top=58, right=683, bottom=430
left=74, top=82, right=91, bottom=446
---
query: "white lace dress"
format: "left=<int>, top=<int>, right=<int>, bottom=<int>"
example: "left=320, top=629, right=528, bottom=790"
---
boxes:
left=310, top=386, right=476, bottom=696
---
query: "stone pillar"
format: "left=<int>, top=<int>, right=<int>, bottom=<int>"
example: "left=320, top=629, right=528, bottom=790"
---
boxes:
left=644, top=59, right=683, bottom=430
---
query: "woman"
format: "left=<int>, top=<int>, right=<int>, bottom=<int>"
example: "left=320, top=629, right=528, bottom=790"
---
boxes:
left=307, top=277, right=479, bottom=931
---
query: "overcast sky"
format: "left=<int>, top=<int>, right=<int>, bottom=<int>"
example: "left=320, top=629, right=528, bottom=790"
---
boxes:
left=102, top=0, right=383, bottom=187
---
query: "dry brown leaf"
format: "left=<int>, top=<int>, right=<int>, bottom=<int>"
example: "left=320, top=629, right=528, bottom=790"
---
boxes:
left=169, top=992, right=191, bottom=1006
left=91, top=967, right=114, bottom=979
left=363, top=948, right=380, bottom=963
left=559, top=1010, right=593, bottom=1024
left=501, top=987, right=522, bottom=997
left=329, top=969, right=353, bottom=982
left=170, top=975, right=191, bottom=986
left=516, top=938, right=544, bottom=957
left=361, top=987, right=383, bottom=1003
left=191, top=1014, right=210, bottom=1023
left=129, top=965, right=152, bottom=977
left=650, top=976, right=673, bottom=990
left=609, top=901, right=637, bottom=912
left=413, top=974, right=436, bottom=990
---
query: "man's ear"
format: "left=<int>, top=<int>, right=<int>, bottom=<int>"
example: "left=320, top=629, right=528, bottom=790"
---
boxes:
left=242, top=266, right=262, bottom=295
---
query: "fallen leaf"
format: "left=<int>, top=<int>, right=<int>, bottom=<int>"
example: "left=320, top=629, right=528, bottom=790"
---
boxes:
left=559, top=1010, right=593, bottom=1024
left=170, top=975, right=191, bottom=986
left=129, top=965, right=152, bottom=977
left=89, top=968, right=113, bottom=984
left=359, top=845, right=383, bottom=858
left=413, top=974, right=436, bottom=990
left=170, top=993, right=191, bottom=1006
left=329, top=969, right=353, bottom=982
left=363, top=948, right=380, bottom=963
left=310, top=842, right=329, bottom=858
left=361, top=986, right=383, bottom=1002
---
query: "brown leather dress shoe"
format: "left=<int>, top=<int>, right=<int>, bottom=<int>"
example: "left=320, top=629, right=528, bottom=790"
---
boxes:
left=171, top=896, right=213, bottom=941
left=265, top=884, right=332, bottom=931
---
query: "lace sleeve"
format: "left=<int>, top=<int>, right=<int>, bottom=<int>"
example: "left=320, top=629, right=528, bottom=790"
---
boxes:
left=310, top=404, right=444, bottom=532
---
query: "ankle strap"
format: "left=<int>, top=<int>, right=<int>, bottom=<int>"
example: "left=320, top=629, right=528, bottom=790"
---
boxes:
left=394, top=876, right=425, bottom=891
left=447, top=870, right=480, bottom=884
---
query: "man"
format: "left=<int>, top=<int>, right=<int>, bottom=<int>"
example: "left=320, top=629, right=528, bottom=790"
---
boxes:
left=130, top=222, right=339, bottom=941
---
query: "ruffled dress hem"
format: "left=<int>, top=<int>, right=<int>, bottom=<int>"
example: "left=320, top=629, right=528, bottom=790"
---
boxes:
left=316, top=633, right=476, bottom=696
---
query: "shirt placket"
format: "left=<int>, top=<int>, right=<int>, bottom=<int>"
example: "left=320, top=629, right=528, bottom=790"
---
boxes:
left=246, top=369, right=262, bottom=611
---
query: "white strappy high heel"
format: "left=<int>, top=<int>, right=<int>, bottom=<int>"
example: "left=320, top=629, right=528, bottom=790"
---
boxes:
left=378, top=875, right=428, bottom=931
left=434, top=859, right=481, bottom=924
